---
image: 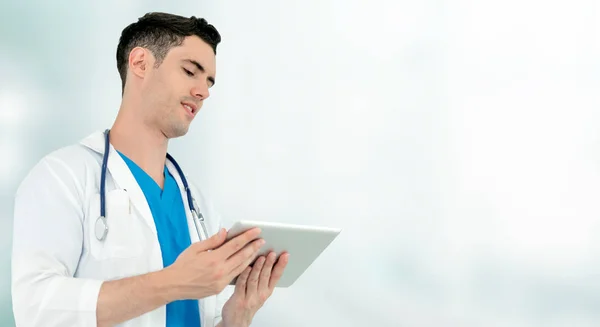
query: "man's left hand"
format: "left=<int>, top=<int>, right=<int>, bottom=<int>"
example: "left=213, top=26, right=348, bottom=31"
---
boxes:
left=220, top=251, right=290, bottom=327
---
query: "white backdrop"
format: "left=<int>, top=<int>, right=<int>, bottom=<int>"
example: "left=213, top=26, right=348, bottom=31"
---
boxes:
left=1, top=1, right=600, bottom=326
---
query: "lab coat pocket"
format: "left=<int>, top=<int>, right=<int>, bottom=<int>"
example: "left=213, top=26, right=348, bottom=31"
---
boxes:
left=87, top=189, right=145, bottom=260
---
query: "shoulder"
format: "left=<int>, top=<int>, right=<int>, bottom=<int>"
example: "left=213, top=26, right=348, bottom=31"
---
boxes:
left=15, top=141, right=101, bottom=201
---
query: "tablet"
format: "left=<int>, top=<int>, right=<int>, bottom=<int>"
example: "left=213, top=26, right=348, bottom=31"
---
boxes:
left=225, top=220, right=341, bottom=288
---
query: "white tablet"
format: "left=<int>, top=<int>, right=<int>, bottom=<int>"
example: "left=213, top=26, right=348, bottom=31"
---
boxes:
left=225, top=220, right=342, bottom=288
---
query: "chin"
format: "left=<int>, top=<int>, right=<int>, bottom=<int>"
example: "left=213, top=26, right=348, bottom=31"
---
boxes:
left=170, top=126, right=191, bottom=139
left=159, top=125, right=189, bottom=139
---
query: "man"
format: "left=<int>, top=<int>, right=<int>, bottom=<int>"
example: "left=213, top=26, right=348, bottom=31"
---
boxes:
left=11, top=12, right=288, bottom=327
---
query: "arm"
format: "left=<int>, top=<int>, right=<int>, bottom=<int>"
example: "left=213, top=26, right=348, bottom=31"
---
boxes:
left=12, top=157, right=103, bottom=326
left=94, top=234, right=240, bottom=327
left=12, top=157, right=194, bottom=326
left=95, top=269, right=175, bottom=326
left=12, top=156, right=264, bottom=326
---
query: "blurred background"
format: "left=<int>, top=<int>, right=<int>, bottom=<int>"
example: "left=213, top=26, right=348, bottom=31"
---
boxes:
left=2, top=0, right=600, bottom=326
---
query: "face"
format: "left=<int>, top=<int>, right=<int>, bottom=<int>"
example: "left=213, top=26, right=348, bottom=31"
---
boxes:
left=131, top=36, right=217, bottom=138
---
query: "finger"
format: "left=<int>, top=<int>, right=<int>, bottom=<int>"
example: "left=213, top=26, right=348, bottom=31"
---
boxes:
left=258, top=251, right=276, bottom=290
left=192, top=228, right=226, bottom=252
left=235, top=266, right=252, bottom=296
left=217, top=228, right=262, bottom=258
left=225, top=238, right=264, bottom=277
left=227, top=251, right=259, bottom=284
left=247, top=256, right=266, bottom=297
left=269, top=253, right=290, bottom=289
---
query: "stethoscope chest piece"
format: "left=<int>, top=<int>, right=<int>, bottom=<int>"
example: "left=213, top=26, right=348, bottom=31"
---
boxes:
left=95, top=216, right=108, bottom=241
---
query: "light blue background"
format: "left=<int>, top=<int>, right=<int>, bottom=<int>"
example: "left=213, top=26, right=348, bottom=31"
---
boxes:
left=1, top=1, right=600, bottom=326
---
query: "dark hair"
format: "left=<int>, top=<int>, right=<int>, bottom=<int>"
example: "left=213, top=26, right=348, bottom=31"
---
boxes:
left=116, top=12, right=221, bottom=92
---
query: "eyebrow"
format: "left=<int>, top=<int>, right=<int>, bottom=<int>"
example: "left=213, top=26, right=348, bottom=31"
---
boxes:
left=183, top=59, right=215, bottom=86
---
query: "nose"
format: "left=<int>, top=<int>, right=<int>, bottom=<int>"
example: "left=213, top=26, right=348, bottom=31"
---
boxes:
left=191, top=81, right=210, bottom=101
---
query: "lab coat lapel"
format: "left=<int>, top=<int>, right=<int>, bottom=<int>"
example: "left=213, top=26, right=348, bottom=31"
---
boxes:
left=106, top=147, right=158, bottom=236
left=164, top=160, right=210, bottom=325
left=80, top=131, right=158, bottom=236
left=165, top=160, right=203, bottom=243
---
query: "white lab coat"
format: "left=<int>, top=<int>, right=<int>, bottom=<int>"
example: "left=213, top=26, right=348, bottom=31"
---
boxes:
left=11, top=131, right=233, bottom=327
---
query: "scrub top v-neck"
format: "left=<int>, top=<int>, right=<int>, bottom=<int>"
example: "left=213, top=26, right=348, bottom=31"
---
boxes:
left=118, top=151, right=201, bottom=327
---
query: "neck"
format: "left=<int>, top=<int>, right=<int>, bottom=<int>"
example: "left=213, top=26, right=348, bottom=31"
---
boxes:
left=110, top=99, right=168, bottom=189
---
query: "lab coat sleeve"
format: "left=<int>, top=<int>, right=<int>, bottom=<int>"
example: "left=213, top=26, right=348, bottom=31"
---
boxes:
left=11, top=156, right=104, bottom=327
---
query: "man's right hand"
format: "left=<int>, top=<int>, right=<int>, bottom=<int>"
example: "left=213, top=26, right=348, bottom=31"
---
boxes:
left=96, top=228, right=263, bottom=326
left=164, top=228, right=264, bottom=301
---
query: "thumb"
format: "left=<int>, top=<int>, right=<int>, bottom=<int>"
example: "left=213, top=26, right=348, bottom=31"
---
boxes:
left=194, top=228, right=227, bottom=252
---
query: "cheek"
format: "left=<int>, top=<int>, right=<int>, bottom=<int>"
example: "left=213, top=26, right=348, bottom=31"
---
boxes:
left=144, top=71, right=183, bottom=108
left=152, top=80, right=174, bottom=101
left=160, top=74, right=184, bottom=98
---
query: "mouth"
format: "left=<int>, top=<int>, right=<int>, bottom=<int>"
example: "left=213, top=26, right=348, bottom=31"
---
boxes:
left=181, top=102, right=198, bottom=117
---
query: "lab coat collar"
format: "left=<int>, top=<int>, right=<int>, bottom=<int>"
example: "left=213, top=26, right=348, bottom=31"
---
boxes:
left=79, top=130, right=108, bottom=154
left=80, top=130, right=158, bottom=237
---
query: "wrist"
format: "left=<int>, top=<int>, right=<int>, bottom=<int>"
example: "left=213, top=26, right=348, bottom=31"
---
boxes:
left=218, top=322, right=248, bottom=327
left=149, top=267, right=182, bottom=303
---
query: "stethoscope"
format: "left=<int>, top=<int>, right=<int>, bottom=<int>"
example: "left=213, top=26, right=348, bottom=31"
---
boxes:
left=95, top=129, right=208, bottom=242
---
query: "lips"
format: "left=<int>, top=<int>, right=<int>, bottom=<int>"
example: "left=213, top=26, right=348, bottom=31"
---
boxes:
left=181, top=102, right=198, bottom=115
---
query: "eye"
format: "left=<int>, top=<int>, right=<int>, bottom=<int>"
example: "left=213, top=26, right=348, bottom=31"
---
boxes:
left=183, top=68, right=195, bottom=77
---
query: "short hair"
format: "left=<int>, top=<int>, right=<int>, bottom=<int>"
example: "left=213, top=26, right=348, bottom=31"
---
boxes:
left=116, top=12, right=221, bottom=92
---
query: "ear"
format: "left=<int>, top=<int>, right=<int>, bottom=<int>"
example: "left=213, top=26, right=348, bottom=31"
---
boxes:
left=128, top=47, right=152, bottom=80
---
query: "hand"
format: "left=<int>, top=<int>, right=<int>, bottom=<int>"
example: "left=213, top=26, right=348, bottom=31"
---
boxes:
left=164, top=228, right=265, bottom=301
left=221, top=251, right=290, bottom=327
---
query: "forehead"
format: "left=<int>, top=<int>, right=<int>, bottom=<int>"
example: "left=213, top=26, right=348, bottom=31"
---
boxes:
left=166, top=36, right=216, bottom=74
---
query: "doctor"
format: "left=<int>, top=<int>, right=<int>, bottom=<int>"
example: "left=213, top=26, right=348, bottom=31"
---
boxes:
left=11, top=12, right=289, bottom=327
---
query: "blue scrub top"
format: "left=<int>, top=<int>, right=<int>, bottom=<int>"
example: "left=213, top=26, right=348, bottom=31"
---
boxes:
left=118, top=151, right=201, bottom=327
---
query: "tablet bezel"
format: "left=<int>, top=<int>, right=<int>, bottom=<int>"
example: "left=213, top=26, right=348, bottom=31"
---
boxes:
left=224, top=220, right=341, bottom=288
